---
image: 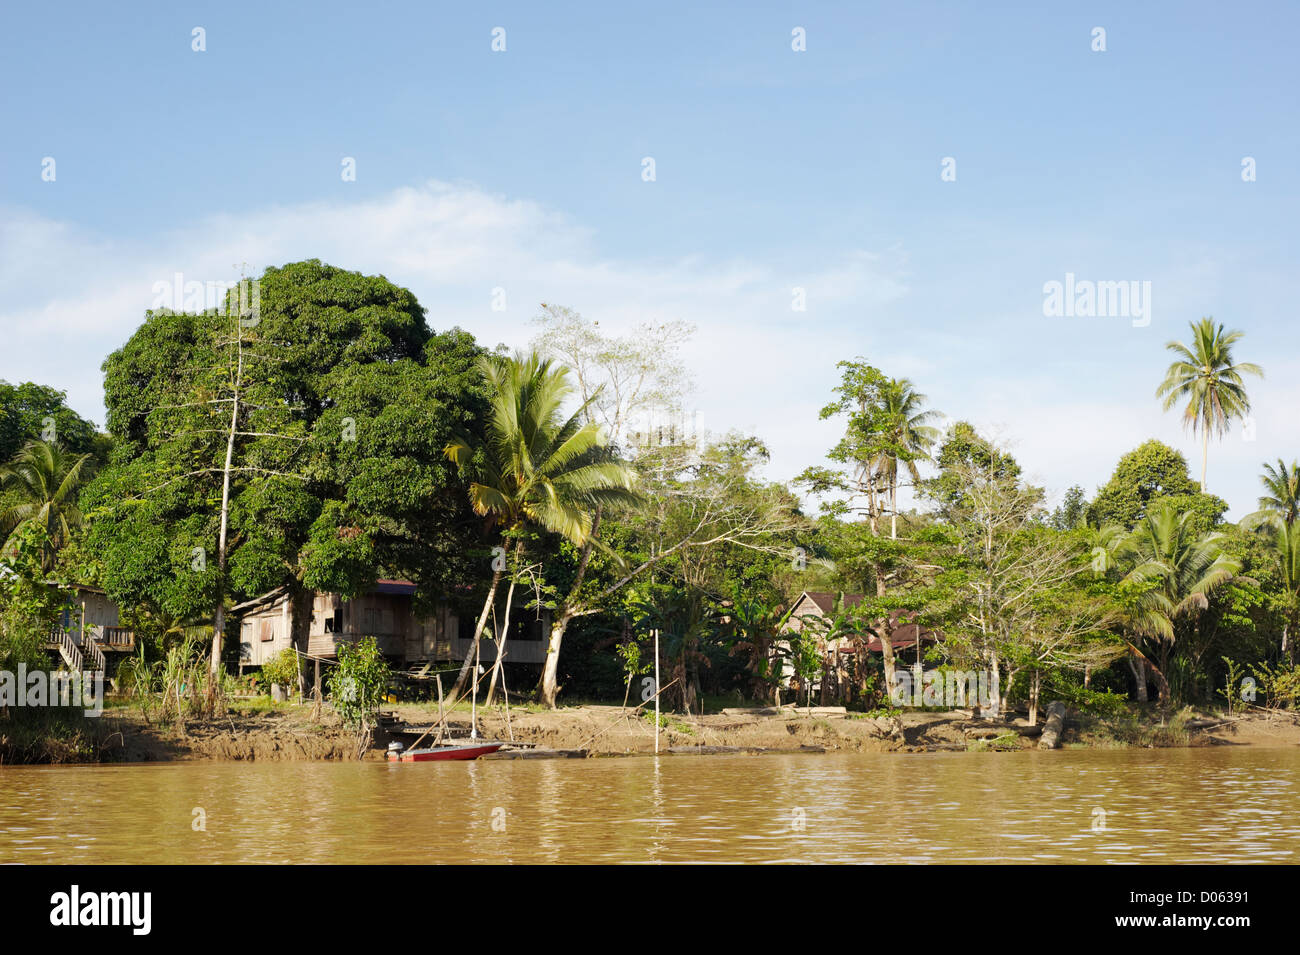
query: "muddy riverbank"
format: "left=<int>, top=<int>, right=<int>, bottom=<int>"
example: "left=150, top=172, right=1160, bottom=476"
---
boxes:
left=8, top=699, right=1295, bottom=763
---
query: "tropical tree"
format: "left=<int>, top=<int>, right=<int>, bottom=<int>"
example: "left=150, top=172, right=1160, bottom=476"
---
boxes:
left=87, top=261, right=488, bottom=693
left=0, top=440, right=94, bottom=571
left=1251, top=517, right=1299, bottom=660
left=1114, top=503, right=1240, bottom=701
left=1240, top=456, right=1300, bottom=661
left=1155, top=318, right=1263, bottom=492
left=875, top=378, right=940, bottom=539
left=1256, top=458, right=1300, bottom=525
left=444, top=351, right=639, bottom=700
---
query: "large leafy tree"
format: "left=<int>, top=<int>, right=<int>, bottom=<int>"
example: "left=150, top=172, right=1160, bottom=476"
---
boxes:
left=0, top=440, right=94, bottom=571
left=0, top=381, right=101, bottom=462
left=921, top=421, right=1022, bottom=521
left=443, top=351, right=639, bottom=700
left=84, top=260, right=488, bottom=664
left=799, top=360, right=939, bottom=539
left=1155, top=318, right=1263, bottom=492
left=1086, top=440, right=1226, bottom=533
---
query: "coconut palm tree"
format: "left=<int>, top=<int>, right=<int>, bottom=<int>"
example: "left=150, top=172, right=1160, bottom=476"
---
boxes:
left=443, top=351, right=639, bottom=701
left=1155, top=318, right=1263, bottom=492
left=1239, top=459, right=1300, bottom=659
left=875, top=378, right=940, bottom=539
left=1115, top=502, right=1239, bottom=701
left=0, top=440, right=94, bottom=571
left=1256, top=458, right=1300, bottom=525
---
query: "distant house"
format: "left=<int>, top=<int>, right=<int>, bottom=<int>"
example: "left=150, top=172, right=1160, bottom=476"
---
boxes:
left=232, top=580, right=548, bottom=668
left=781, top=590, right=938, bottom=702
left=785, top=591, right=934, bottom=655
left=43, top=584, right=136, bottom=674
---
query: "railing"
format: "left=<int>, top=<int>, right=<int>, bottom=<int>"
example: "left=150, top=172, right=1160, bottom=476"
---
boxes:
left=101, top=626, right=134, bottom=647
left=51, top=630, right=83, bottom=672
left=79, top=633, right=106, bottom=673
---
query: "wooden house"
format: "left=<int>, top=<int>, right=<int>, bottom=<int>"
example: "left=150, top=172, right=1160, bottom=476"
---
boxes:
left=42, top=584, right=135, bottom=674
left=781, top=590, right=937, bottom=700
left=232, top=580, right=548, bottom=668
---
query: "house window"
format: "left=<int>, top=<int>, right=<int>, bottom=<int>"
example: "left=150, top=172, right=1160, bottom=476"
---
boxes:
left=324, top=609, right=343, bottom=634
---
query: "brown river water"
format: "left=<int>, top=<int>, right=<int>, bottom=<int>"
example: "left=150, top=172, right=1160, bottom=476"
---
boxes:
left=1, top=748, right=1297, bottom=864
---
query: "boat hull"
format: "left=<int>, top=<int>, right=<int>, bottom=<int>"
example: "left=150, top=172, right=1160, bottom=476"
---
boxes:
left=388, top=743, right=504, bottom=762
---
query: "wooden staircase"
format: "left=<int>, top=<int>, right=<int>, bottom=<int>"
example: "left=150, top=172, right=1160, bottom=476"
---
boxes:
left=51, top=630, right=82, bottom=671
left=49, top=629, right=106, bottom=673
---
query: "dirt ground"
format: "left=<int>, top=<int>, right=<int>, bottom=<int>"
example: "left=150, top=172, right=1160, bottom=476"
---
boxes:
left=94, top=706, right=364, bottom=762
left=394, top=704, right=986, bottom=755
left=62, top=701, right=1300, bottom=763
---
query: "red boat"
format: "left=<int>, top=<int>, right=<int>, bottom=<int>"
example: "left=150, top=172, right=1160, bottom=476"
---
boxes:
left=387, top=742, right=504, bottom=762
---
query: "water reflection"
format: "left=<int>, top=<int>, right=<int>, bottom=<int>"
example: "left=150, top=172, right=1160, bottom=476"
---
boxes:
left=0, top=748, right=1296, bottom=864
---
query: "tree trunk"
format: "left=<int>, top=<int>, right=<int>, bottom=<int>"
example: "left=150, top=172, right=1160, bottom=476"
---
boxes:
left=537, top=508, right=603, bottom=708
left=1129, top=654, right=1148, bottom=702
left=985, top=651, right=1001, bottom=718
left=484, top=553, right=519, bottom=706
left=1028, top=669, right=1040, bottom=726
left=890, top=481, right=898, bottom=540
left=873, top=572, right=898, bottom=702
left=537, top=610, right=573, bottom=708
left=1200, top=427, right=1209, bottom=492
left=1038, top=701, right=1066, bottom=749
left=1001, top=668, right=1017, bottom=716
left=450, top=568, right=501, bottom=701
left=1146, top=655, right=1171, bottom=703
left=208, top=376, right=240, bottom=704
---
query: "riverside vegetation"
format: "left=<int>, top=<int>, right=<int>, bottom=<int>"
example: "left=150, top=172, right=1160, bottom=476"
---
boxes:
left=2, top=263, right=1298, bottom=762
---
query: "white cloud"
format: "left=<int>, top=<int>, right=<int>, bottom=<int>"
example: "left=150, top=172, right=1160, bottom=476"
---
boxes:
left=1, top=180, right=1291, bottom=519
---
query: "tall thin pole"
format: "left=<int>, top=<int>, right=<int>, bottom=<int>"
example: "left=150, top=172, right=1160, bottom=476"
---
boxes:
left=210, top=321, right=242, bottom=690
left=654, top=628, right=660, bottom=755
left=471, top=637, right=480, bottom=739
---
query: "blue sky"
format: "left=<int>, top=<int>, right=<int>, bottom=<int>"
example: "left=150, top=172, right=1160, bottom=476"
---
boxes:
left=2, top=1, right=1298, bottom=518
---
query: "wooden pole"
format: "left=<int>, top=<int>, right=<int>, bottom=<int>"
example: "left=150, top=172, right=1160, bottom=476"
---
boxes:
left=471, top=638, right=480, bottom=740
left=500, top=663, right=514, bottom=743
left=312, top=658, right=321, bottom=721
left=435, top=673, right=446, bottom=744
left=654, top=628, right=660, bottom=755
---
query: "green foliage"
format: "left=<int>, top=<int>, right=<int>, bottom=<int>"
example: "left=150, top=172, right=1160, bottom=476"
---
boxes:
left=1050, top=485, right=1089, bottom=530
left=1218, top=657, right=1250, bottom=714
left=1155, top=319, right=1262, bottom=489
left=0, top=381, right=100, bottom=462
left=118, top=635, right=228, bottom=726
left=0, top=440, right=95, bottom=571
left=0, top=524, right=63, bottom=671
left=260, top=647, right=301, bottom=690
left=1086, top=440, right=1226, bottom=532
left=1246, top=660, right=1300, bottom=709
left=85, top=261, right=491, bottom=623
left=922, top=421, right=1022, bottom=520
left=444, top=350, right=640, bottom=546
left=328, top=637, right=391, bottom=730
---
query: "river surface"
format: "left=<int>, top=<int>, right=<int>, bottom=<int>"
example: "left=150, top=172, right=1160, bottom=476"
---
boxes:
left=1, top=748, right=1297, bottom=863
